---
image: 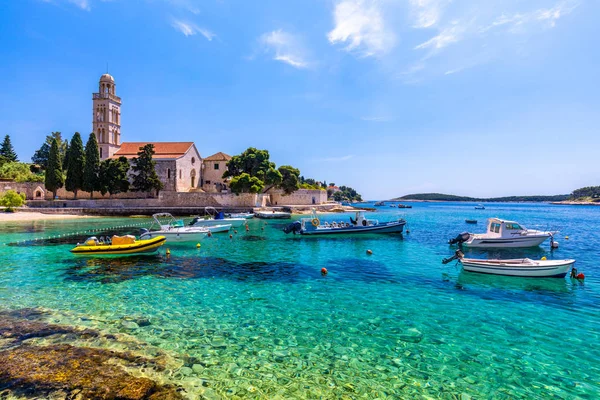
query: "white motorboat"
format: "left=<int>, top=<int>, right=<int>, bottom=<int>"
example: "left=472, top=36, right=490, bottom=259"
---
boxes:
left=190, top=207, right=246, bottom=228
left=227, top=212, right=254, bottom=219
left=475, top=204, right=485, bottom=210
left=140, top=213, right=209, bottom=243
left=255, top=210, right=292, bottom=219
left=206, top=224, right=232, bottom=233
left=448, top=218, right=556, bottom=248
left=443, top=251, right=575, bottom=278
left=284, top=209, right=406, bottom=235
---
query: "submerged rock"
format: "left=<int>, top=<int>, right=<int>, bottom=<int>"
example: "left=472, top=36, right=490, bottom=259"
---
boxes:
left=0, top=344, right=183, bottom=399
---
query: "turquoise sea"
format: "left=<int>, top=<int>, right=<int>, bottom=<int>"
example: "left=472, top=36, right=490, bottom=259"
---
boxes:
left=1, top=202, right=599, bottom=398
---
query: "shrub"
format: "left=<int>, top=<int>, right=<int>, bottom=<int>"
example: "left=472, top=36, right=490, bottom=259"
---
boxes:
left=0, top=190, right=26, bottom=212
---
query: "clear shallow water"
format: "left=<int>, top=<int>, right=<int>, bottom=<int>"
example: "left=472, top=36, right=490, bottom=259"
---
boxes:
left=1, top=203, right=599, bottom=398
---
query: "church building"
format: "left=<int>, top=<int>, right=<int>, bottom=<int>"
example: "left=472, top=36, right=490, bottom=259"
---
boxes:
left=92, top=74, right=203, bottom=192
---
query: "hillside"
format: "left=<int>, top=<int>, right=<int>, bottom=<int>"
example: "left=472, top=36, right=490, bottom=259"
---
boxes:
left=392, top=193, right=570, bottom=202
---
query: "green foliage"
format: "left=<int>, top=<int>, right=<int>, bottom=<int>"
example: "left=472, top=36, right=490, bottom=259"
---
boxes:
left=44, top=139, right=64, bottom=198
left=65, top=132, right=85, bottom=199
left=0, top=162, right=44, bottom=182
left=395, top=193, right=570, bottom=202
left=32, top=132, right=68, bottom=169
left=131, top=144, right=163, bottom=193
left=0, top=190, right=26, bottom=212
left=570, top=186, right=600, bottom=200
left=0, top=135, right=18, bottom=162
left=333, top=185, right=362, bottom=202
left=99, top=156, right=130, bottom=196
left=299, top=176, right=326, bottom=190
left=223, top=148, right=276, bottom=180
left=82, top=133, right=100, bottom=198
left=278, top=165, right=300, bottom=195
left=229, top=173, right=264, bottom=194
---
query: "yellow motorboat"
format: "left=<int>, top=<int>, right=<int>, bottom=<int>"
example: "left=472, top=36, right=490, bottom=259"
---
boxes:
left=70, top=235, right=166, bottom=256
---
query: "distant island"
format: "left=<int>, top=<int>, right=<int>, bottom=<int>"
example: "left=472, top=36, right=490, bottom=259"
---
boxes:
left=392, top=193, right=571, bottom=203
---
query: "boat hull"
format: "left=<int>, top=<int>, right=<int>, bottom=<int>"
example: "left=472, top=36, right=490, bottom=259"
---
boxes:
left=464, top=235, right=550, bottom=248
left=207, top=224, right=232, bottom=233
left=192, top=218, right=246, bottom=228
left=71, top=236, right=166, bottom=255
left=460, top=258, right=575, bottom=278
left=301, top=221, right=405, bottom=235
left=255, top=212, right=291, bottom=219
left=140, top=230, right=208, bottom=242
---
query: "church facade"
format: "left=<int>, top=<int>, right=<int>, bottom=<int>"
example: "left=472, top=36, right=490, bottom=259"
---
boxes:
left=92, top=74, right=205, bottom=193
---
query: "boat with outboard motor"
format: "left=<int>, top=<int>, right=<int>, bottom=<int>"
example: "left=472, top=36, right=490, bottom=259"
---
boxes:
left=70, top=235, right=166, bottom=256
left=475, top=204, right=485, bottom=210
left=227, top=212, right=254, bottom=219
left=140, top=213, right=210, bottom=242
left=442, top=250, right=574, bottom=278
left=190, top=207, right=246, bottom=228
left=448, top=218, right=556, bottom=248
left=284, top=209, right=406, bottom=235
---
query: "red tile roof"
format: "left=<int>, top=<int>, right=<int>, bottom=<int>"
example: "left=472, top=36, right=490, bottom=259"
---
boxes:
left=203, top=152, right=231, bottom=161
left=113, top=142, right=195, bottom=159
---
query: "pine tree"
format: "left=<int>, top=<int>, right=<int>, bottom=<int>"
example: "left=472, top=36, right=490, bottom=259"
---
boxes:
left=65, top=132, right=85, bottom=199
left=82, top=133, right=100, bottom=199
left=131, top=144, right=163, bottom=194
left=44, top=138, right=64, bottom=199
left=99, top=157, right=130, bottom=197
left=0, top=135, right=18, bottom=162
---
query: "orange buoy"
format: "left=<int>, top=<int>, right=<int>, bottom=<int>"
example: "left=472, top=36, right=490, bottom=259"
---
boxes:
left=321, top=268, right=328, bottom=275
left=229, top=234, right=233, bottom=239
left=577, top=273, right=585, bottom=280
left=234, top=230, right=238, bottom=234
left=207, top=232, right=212, bottom=237
left=366, top=249, right=373, bottom=255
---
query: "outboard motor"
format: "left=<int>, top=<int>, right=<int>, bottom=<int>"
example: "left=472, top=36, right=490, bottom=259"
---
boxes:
left=442, top=250, right=464, bottom=264
left=189, top=217, right=201, bottom=226
left=283, top=221, right=302, bottom=234
left=448, top=232, right=470, bottom=245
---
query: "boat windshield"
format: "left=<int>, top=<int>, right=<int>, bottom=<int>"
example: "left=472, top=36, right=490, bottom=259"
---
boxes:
left=489, top=222, right=501, bottom=233
left=505, top=223, right=523, bottom=230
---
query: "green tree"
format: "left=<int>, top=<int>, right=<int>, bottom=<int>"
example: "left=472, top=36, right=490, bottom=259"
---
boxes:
left=0, top=190, right=26, bottom=212
left=44, top=138, right=64, bottom=199
left=277, top=165, right=300, bottom=195
left=99, top=157, right=130, bottom=196
left=32, top=132, right=68, bottom=169
left=131, top=144, right=163, bottom=194
left=0, top=135, right=18, bottom=162
left=0, top=162, right=44, bottom=182
left=223, top=148, right=276, bottom=180
left=65, top=132, right=85, bottom=199
left=229, top=173, right=264, bottom=194
left=82, top=133, right=100, bottom=198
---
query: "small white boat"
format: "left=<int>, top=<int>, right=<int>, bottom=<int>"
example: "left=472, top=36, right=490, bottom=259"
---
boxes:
left=475, top=204, right=485, bottom=210
left=462, top=257, right=574, bottom=278
left=284, top=209, right=406, bottom=235
left=190, top=207, right=246, bottom=228
left=227, top=212, right=254, bottom=219
left=206, top=224, right=232, bottom=233
left=443, top=251, right=575, bottom=278
left=140, top=213, right=209, bottom=243
left=255, top=210, right=292, bottom=219
left=449, top=218, right=556, bottom=248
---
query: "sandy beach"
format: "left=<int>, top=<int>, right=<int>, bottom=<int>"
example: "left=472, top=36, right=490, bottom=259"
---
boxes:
left=0, top=211, right=90, bottom=222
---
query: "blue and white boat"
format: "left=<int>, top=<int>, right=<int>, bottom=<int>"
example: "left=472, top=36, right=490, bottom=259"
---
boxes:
left=283, top=209, right=406, bottom=235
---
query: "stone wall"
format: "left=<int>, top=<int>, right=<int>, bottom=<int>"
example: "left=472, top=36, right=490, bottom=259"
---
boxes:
left=0, top=182, right=45, bottom=200
left=268, top=189, right=327, bottom=206
left=158, top=192, right=258, bottom=207
left=52, top=187, right=155, bottom=201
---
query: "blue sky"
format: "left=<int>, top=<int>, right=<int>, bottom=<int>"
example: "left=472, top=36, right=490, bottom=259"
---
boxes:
left=1, top=0, right=599, bottom=199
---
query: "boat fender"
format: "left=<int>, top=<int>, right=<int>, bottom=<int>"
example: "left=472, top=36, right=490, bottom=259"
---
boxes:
left=311, top=218, right=320, bottom=227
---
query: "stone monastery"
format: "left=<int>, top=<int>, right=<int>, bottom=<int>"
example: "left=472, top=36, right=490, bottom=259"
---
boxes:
left=92, top=73, right=230, bottom=193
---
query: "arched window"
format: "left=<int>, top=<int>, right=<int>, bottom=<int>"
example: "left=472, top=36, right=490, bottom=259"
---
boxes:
left=179, top=169, right=182, bottom=179
left=191, top=157, right=195, bottom=165
left=100, top=148, right=103, bottom=158
left=167, top=169, right=171, bottom=179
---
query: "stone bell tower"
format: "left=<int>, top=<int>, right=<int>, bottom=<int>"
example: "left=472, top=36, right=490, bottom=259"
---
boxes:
left=92, top=73, right=121, bottom=160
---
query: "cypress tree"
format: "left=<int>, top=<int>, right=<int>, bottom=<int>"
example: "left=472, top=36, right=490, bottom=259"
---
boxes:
left=65, top=132, right=85, bottom=199
left=131, top=144, right=163, bottom=194
left=0, top=135, right=18, bottom=162
left=82, top=133, right=100, bottom=199
left=44, top=138, right=64, bottom=199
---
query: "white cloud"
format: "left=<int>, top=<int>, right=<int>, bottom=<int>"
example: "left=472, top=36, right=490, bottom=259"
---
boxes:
left=260, top=30, right=309, bottom=69
left=415, top=24, right=463, bottom=50
left=409, top=0, right=448, bottom=28
left=327, top=0, right=395, bottom=57
left=483, top=1, right=579, bottom=33
left=171, top=19, right=215, bottom=40
left=69, top=0, right=90, bottom=10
